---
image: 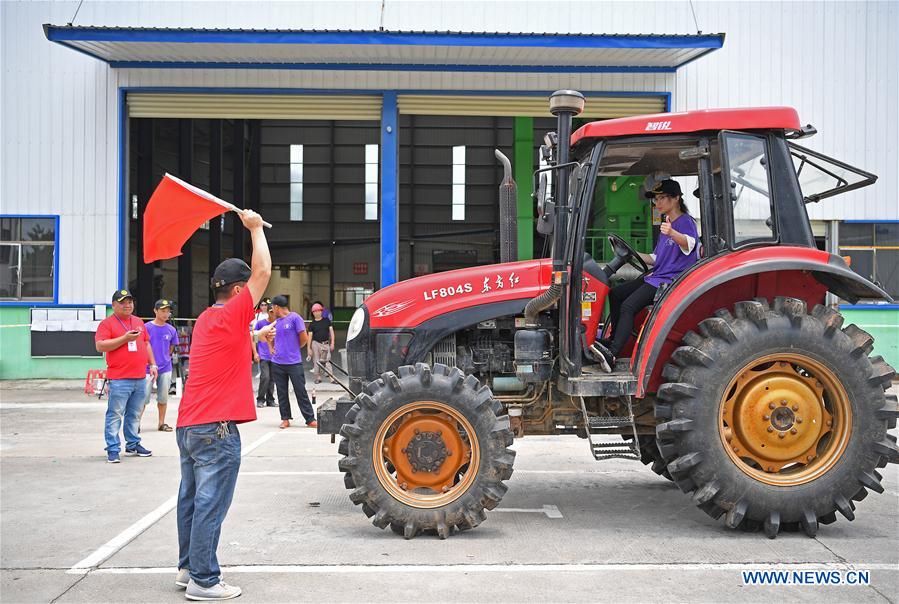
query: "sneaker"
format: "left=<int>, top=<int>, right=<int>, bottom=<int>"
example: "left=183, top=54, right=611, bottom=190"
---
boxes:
left=256, top=402, right=265, bottom=408
left=175, top=568, right=190, bottom=589
left=125, top=444, right=153, bottom=457
left=106, top=452, right=120, bottom=464
left=306, top=420, right=318, bottom=428
left=266, top=402, right=278, bottom=407
left=588, top=342, right=614, bottom=373
left=185, top=579, right=241, bottom=601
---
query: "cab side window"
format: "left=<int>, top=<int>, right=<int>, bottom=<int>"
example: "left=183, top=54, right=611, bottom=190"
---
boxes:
left=721, top=132, right=776, bottom=247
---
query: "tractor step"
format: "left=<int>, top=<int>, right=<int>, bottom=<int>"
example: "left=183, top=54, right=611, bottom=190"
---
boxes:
left=590, top=443, right=642, bottom=461
left=559, top=366, right=637, bottom=397
left=579, top=396, right=642, bottom=462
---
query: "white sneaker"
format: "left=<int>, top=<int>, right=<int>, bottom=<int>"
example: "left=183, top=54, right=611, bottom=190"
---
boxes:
left=175, top=568, right=190, bottom=589
left=185, top=579, right=242, bottom=601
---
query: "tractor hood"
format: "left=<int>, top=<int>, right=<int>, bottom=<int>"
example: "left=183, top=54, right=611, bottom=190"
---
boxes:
left=365, top=258, right=553, bottom=329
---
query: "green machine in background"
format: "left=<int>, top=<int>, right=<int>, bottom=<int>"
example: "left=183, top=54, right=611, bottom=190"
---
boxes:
left=587, top=176, right=654, bottom=264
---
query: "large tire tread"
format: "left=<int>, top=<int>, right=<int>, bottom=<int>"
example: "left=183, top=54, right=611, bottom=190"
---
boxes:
left=654, top=298, right=896, bottom=538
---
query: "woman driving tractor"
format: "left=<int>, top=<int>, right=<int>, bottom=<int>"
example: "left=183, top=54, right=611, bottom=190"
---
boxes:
left=591, top=178, right=700, bottom=372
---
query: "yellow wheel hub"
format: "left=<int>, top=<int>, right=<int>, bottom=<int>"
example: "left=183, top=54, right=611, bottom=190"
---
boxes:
left=373, top=401, right=479, bottom=509
left=720, top=354, right=851, bottom=486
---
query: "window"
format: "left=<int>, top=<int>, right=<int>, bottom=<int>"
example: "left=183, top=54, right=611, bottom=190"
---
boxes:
left=365, top=144, right=379, bottom=221
left=452, top=145, right=466, bottom=221
left=839, top=222, right=899, bottom=299
left=334, top=283, right=374, bottom=307
left=0, top=216, right=56, bottom=301
left=289, top=144, right=303, bottom=221
left=721, top=132, right=775, bottom=247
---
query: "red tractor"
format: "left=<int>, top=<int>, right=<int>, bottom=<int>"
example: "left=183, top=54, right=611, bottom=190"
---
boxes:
left=319, top=91, right=898, bottom=539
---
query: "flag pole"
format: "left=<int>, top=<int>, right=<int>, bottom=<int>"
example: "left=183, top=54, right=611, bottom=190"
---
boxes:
left=164, top=173, right=273, bottom=228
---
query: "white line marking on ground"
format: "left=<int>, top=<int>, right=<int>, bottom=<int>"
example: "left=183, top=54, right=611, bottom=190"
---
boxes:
left=492, top=505, right=563, bottom=519
left=67, top=430, right=281, bottom=575
left=91, top=562, right=899, bottom=575
left=0, top=402, right=109, bottom=410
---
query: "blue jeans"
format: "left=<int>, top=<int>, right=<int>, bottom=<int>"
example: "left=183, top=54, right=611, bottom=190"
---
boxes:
left=104, top=378, right=146, bottom=454
left=176, top=422, right=241, bottom=588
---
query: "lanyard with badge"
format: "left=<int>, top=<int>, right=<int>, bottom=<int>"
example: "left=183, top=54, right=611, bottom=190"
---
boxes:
left=115, top=315, right=139, bottom=352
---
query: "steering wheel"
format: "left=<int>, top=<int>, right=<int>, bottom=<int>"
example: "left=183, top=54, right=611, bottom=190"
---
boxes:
left=607, top=233, right=649, bottom=275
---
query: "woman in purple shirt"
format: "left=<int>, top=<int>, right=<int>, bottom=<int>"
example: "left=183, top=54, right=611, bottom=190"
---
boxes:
left=592, top=179, right=700, bottom=372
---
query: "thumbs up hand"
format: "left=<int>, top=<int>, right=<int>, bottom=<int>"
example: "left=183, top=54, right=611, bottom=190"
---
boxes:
left=660, top=214, right=675, bottom=236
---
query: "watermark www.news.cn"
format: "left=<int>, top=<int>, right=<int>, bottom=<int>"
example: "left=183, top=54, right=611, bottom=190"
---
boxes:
left=742, top=569, right=871, bottom=586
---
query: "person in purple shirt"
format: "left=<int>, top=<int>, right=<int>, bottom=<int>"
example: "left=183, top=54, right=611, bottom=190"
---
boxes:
left=142, top=299, right=180, bottom=431
left=252, top=303, right=276, bottom=408
left=260, top=295, right=316, bottom=429
left=591, top=179, right=700, bottom=372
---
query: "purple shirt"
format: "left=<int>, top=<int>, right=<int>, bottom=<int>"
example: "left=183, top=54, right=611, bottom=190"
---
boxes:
left=272, top=312, right=306, bottom=365
left=644, top=214, right=700, bottom=288
left=146, top=322, right=179, bottom=374
left=255, top=318, right=272, bottom=361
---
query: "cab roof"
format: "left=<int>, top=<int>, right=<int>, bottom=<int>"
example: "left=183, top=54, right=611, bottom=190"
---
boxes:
left=571, top=107, right=801, bottom=145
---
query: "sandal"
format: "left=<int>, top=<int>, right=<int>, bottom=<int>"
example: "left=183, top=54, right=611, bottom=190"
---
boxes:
left=158, top=424, right=173, bottom=432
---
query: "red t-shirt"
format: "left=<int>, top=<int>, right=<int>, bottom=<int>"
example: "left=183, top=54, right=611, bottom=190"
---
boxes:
left=95, top=314, right=150, bottom=380
left=177, top=288, right=256, bottom=427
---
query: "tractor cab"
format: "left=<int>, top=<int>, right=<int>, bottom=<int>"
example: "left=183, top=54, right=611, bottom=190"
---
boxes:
left=539, top=96, right=878, bottom=398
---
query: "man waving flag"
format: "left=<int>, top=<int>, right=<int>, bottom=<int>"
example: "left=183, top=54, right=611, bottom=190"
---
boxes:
left=143, top=173, right=270, bottom=263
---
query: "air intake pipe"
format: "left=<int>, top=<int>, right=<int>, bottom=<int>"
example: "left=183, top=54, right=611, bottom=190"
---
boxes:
left=522, top=90, right=585, bottom=328
left=495, top=149, right=518, bottom=263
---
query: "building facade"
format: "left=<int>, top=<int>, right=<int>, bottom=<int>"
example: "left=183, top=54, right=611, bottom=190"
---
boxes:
left=1, top=0, right=897, bottom=378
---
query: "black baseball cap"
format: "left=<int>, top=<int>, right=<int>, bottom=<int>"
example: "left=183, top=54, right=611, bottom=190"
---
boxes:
left=154, top=299, right=173, bottom=309
left=112, top=289, right=133, bottom=303
left=259, top=297, right=272, bottom=307
left=644, top=179, right=683, bottom=199
left=271, top=295, right=289, bottom=308
left=211, top=258, right=251, bottom=289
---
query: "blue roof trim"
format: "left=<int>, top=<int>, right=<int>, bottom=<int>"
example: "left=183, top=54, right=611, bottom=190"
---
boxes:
left=107, top=61, right=679, bottom=73
left=45, top=26, right=724, bottom=49
left=121, top=86, right=671, bottom=97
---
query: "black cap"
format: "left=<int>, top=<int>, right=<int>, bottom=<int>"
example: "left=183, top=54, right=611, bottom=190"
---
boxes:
left=211, top=258, right=251, bottom=289
left=259, top=297, right=272, bottom=307
left=271, top=295, right=289, bottom=308
left=112, top=289, right=133, bottom=303
left=644, top=179, right=683, bottom=199
left=154, top=299, right=173, bottom=309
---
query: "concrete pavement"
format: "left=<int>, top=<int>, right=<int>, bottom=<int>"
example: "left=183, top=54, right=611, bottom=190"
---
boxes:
left=1, top=379, right=897, bottom=603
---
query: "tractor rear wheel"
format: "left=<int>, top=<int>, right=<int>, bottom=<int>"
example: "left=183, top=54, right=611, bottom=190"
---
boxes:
left=655, top=297, right=898, bottom=538
left=338, top=363, right=516, bottom=539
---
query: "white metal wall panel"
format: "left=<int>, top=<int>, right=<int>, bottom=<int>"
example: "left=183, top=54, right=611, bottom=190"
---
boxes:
left=2, top=0, right=897, bottom=306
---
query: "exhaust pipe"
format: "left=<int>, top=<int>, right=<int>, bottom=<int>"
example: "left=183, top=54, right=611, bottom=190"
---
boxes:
left=495, top=149, right=518, bottom=263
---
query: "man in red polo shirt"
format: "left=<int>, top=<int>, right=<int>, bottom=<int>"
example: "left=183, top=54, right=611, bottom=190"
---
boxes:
left=95, top=289, right=158, bottom=463
left=174, top=210, right=270, bottom=601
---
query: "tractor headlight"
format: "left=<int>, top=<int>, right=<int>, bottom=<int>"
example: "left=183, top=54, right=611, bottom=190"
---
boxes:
left=346, top=307, right=365, bottom=342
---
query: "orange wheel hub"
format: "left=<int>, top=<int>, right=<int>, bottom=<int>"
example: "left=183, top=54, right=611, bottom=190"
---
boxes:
left=720, top=354, right=851, bottom=486
left=373, top=401, right=479, bottom=509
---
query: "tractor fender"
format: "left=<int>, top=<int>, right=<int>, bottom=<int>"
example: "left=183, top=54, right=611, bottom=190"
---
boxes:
left=405, top=299, right=530, bottom=363
left=634, top=247, right=892, bottom=397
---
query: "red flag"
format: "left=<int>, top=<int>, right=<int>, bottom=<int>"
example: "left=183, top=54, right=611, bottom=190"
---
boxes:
left=143, top=174, right=230, bottom=263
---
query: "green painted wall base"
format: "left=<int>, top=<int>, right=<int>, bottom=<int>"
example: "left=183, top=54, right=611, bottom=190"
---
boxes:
left=839, top=307, right=899, bottom=372
left=0, top=307, right=106, bottom=380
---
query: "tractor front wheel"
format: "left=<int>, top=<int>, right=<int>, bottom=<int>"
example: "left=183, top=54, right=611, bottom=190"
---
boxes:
left=338, top=363, right=516, bottom=538
left=655, top=297, right=898, bottom=537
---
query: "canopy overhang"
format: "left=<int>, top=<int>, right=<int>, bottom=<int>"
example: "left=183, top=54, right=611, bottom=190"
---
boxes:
left=43, top=26, right=724, bottom=72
